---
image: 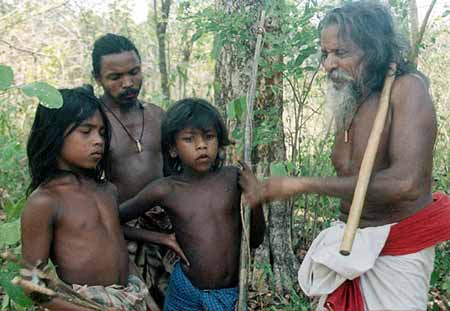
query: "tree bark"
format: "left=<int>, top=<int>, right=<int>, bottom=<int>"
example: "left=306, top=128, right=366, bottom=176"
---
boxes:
left=154, top=0, right=171, bottom=103
left=407, top=0, right=437, bottom=66
left=255, top=50, right=299, bottom=294
left=214, top=0, right=299, bottom=297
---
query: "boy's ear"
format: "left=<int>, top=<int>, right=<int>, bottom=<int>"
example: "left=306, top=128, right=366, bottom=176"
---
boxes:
left=169, top=146, right=178, bottom=158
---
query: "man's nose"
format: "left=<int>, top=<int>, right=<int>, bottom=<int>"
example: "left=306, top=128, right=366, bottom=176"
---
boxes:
left=323, top=54, right=338, bottom=72
left=122, top=75, right=133, bottom=88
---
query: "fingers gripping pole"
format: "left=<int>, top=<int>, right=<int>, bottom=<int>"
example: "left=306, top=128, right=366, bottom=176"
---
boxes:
left=339, top=64, right=397, bottom=256
left=237, top=9, right=265, bottom=311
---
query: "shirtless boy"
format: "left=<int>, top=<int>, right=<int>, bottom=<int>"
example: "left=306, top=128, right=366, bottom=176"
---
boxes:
left=21, top=87, right=150, bottom=311
left=120, top=98, right=266, bottom=311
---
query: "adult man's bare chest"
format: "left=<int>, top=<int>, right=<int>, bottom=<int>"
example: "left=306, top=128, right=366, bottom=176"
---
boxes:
left=332, top=104, right=391, bottom=176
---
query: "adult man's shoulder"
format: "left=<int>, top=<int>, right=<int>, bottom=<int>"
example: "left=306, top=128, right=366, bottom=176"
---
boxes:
left=391, top=72, right=433, bottom=111
left=141, top=101, right=165, bottom=116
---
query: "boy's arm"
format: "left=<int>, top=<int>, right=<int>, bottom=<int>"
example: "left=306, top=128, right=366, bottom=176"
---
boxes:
left=123, top=227, right=190, bottom=265
left=21, top=192, right=56, bottom=269
left=119, top=178, right=169, bottom=223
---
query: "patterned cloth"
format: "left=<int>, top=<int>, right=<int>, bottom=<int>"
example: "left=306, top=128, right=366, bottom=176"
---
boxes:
left=72, top=274, right=149, bottom=311
left=164, top=262, right=238, bottom=311
left=133, top=206, right=177, bottom=306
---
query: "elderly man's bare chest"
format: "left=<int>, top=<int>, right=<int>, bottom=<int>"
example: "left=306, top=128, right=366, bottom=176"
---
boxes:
left=331, top=100, right=392, bottom=176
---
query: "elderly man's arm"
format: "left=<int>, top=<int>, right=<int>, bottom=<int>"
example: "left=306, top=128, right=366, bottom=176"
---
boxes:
left=251, top=75, right=436, bottom=205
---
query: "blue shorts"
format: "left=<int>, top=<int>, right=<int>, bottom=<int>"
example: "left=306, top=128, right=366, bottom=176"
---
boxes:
left=164, top=263, right=238, bottom=311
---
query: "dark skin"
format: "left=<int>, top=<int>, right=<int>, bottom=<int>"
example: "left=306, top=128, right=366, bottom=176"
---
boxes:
left=21, top=177, right=130, bottom=311
left=120, top=128, right=265, bottom=289
left=21, top=112, right=155, bottom=311
left=240, top=25, right=437, bottom=228
left=95, top=50, right=185, bottom=281
left=95, top=50, right=164, bottom=204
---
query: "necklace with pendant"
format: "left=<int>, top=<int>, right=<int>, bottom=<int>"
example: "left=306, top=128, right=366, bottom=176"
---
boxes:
left=102, top=101, right=145, bottom=153
left=344, top=92, right=373, bottom=143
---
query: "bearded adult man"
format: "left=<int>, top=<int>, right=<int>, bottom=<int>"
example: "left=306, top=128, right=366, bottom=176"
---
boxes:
left=239, top=2, right=450, bottom=310
left=92, top=33, right=175, bottom=310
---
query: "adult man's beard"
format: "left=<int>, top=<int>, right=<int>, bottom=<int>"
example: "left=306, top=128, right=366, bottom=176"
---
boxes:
left=325, top=69, right=360, bottom=132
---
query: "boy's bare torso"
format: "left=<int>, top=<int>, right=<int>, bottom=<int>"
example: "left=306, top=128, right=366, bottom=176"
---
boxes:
left=162, top=166, right=241, bottom=289
left=22, top=175, right=129, bottom=286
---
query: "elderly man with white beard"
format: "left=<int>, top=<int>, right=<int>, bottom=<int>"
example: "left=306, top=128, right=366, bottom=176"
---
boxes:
left=238, top=1, right=450, bottom=310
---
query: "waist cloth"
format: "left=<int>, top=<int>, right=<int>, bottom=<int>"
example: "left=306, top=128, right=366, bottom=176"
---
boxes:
left=298, top=192, right=450, bottom=311
left=164, top=262, right=238, bottom=311
left=72, top=274, right=148, bottom=311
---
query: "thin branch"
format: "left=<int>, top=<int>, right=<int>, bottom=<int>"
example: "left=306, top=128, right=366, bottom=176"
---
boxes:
left=417, top=0, right=437, bottom=47
left=0, top=39, right=51, bottom=58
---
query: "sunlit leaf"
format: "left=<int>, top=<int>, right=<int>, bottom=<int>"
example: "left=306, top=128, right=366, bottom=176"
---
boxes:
left=0, top=219, right=21, bottom=246
left=20, top=82, right=62, bottom=109
left=0, top=65, right=14, bottom=90
left=0, top=268, right=32, bottom=307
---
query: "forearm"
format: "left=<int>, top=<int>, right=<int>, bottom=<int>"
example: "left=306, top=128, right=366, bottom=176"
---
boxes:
left=263, top=169, right=420, bottom=205
left=119, top=196, right=155, bottom=224
left=123, top=225, right=171, bottom=246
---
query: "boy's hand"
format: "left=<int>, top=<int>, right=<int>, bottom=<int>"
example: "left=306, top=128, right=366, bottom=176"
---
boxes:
left=165, top=234, right=190, bottom=267
left=238, top=161, right=264, bottom=208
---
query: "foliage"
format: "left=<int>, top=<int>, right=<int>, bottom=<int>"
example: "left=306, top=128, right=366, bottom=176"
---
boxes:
left=0, top=64, right=61, bottom=309
left=0, top=0, right=449, bottom=309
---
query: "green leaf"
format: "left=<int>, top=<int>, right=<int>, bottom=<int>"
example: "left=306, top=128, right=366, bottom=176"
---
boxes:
left=0, top=270, right=32, bottom=307
left=227, top=96, right=246, bottom=121
left=0, top=219, right=21, bottom=246
left=0, top=65, right=14, bottom=90
left=20, top=82, right=63, bottom=109
left=270, top=162, right=287, bottom=176
left=4, top=197, right=26, bottom=222
left=211, top=33, right=224, bottom=60
left=191, top=30, right=204, bottom=43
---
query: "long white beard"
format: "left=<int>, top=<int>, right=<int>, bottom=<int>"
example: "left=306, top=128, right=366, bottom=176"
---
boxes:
left=325, top=79, right=359, bottom=133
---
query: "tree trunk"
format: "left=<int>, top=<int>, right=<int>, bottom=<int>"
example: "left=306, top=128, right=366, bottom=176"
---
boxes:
left=213, top=1, right=254, bottom=163
left=407, top=0, right=437, bottom=66
left=255, top=50, right=299, bottom=294
left=154, top=0, right=171, bottom=104
left=214, top=0, right=299, bottom=297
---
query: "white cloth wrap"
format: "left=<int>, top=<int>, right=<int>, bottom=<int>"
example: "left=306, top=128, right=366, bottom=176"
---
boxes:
left=298, top=221, right=435, bottom=311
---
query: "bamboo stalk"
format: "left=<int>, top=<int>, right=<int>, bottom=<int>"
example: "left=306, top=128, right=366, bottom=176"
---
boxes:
left=237, top=9, right=266, bottom=311
left=339, top=63, right=397, bottom=255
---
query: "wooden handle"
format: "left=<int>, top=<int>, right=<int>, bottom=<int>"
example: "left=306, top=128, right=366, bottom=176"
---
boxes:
left=339, top=64, right=397, bottom=256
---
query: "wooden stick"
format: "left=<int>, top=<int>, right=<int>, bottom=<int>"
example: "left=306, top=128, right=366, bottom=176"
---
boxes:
left=339, top=63, right=397, bottom=256
left=2, top=251, right=106, bottom=310
left=237, top=9, right=266, bottom=311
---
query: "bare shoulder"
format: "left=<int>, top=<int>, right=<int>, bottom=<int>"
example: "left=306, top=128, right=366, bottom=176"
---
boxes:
left=141, top=101, right=165, bottom=118
left=144, top=176, right=174, bottom=200
left=391, top=73, right=433, bottom=110
left=22, top=188, right=59, bottom=222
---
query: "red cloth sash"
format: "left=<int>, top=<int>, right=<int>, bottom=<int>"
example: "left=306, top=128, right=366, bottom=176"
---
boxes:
left=325, top=193, right=450, bottom=311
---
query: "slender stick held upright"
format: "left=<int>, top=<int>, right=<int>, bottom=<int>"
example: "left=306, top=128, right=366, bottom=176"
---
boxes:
left=339, top=63, right=397, bottom=256
left=237, top=9, right=266, bottom=311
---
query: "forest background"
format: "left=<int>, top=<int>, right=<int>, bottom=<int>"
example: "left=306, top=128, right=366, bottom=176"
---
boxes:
left=0, top=0, right=449, bottom=310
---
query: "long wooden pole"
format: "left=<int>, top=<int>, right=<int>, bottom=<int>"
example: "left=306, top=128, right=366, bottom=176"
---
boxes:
left=339, top=63, right=397, bottom=256
left=237, top=9, right=265, bottom=311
